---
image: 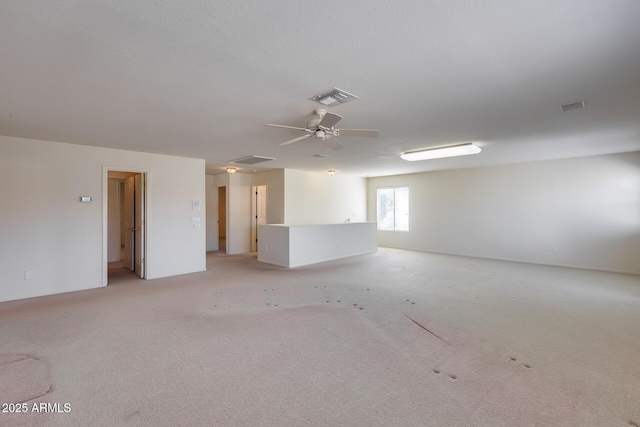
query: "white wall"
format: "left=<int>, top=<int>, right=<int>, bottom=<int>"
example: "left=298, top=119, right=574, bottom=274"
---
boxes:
left=258, top=222, right=377, bottom=268
left=205, top=175, right=215, bottom=251
left=107, top=178, right=120, bottom=262
left=206, top=173, right=253, bottom=254
left=227, top=173, right=252, bottom=254
left=252, top=169, right=285, bottom=224
left=367, top=152, right=640, bottom=274
left=0, top=135, right=207, bottom=302
left=283, top=169, right=367, bottom=226
left=206, top=174, right=228, bottom=252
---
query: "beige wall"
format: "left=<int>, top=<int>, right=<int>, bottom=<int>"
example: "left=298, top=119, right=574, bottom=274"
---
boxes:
left=368, top=152, right=640, bottom=274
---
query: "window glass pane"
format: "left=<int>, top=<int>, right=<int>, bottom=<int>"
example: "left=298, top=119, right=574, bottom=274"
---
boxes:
left=394, top=186, right=409, bottom=231
left=377, top=188, right=394, bottom=230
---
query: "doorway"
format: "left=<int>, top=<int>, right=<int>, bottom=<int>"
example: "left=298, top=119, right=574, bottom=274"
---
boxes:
left=105, top=169, right=147, bottom=284
left=251, top=185, right=267, bottom=252
left=218, top=186, right=227, bottom=253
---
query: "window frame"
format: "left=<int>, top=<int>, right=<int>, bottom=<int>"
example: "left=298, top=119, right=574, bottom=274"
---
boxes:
left=376, top=185, right=409, bottom=232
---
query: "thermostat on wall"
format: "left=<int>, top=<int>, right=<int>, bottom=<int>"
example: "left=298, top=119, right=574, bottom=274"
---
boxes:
left=80, top=196, right=92, bottom=202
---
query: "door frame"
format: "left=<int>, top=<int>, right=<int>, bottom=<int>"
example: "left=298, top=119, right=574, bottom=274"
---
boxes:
left=102, top=166, right=149, bottom=286
left=251, top=184, right=267, bottom=252
left=217, top=185, right=227, bottom=254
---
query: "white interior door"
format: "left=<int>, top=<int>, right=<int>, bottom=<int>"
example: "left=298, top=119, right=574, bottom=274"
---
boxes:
left=134, top=173, right=145, bottom=278
left=258, top=185, right=267, bottom=226
left=123, top=176, right=135, bottom=271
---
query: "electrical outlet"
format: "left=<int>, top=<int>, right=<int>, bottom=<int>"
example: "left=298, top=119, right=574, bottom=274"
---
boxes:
left=25, top=270, right=34, bottom=280
left=553, top=247, right=559, bottom=254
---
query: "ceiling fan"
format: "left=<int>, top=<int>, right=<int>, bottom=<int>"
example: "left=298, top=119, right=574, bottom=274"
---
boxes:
left=266, top=109, right=379, bottom=150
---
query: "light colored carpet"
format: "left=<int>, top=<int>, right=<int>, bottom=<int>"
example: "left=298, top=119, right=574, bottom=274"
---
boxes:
left=1, top=248, right=639, bottom=426
left=0, top=354, right=51, bottom=403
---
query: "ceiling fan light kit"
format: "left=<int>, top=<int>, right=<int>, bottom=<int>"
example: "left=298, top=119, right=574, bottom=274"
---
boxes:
left=401, top=143, right=481, bottom=161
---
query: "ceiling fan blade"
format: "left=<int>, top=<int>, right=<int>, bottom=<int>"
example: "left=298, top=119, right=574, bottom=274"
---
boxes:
left=326, top=138, right=343, bottom=150
left=279, top=134, right=312, bottom=146
left=319, top=112, right=343, bottom=129
left=336, top=129, right=380, bottom=138
left=266, top=124, right=311, bottom=132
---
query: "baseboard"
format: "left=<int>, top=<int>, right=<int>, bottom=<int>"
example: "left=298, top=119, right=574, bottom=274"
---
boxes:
left=380, top=246, right=640, bottom=276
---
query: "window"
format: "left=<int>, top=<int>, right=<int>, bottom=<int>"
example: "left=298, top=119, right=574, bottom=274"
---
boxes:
left=377, top=186, right=409, bottom=231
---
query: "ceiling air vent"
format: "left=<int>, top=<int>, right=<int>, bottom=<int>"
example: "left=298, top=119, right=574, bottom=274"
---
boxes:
left=310, top=88, right=358, bottom=107
left=561, top=101, right=585, bottom=112
left=229, top=155, right=276, bottom=165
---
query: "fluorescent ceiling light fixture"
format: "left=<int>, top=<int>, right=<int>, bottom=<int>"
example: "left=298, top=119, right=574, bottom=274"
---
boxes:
left=401, top=143, right=481, bottom=161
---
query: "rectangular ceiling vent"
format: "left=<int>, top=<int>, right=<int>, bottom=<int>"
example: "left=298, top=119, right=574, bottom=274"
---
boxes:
left=561, top=101, right=585, bottom=112
left=310, top=88, right=358, bottom=107
left=229, top=155, right=276, bottom=165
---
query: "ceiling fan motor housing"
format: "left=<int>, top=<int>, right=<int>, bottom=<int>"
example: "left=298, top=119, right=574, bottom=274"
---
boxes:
left=306, top=109, right=327, bottom=129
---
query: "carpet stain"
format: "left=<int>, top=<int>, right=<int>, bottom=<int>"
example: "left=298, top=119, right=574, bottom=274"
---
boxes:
left=432, top=369, right=440, bottom=374
left=402, top=313, right=452, bottom=346
left=522, top=364, right=532, bottom=369
left=629, top=421, right=639, bottom=427
left=510, top=357, right=517, bottom=361
left=448, top=374, right=457, bottom=380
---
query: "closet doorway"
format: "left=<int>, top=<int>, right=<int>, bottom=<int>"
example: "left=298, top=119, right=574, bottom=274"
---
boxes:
left=106, top=169, right=147, bottom=284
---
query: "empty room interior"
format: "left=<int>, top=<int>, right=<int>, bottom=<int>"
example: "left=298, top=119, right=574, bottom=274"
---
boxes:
left=1, top=1, right=639, bottom=426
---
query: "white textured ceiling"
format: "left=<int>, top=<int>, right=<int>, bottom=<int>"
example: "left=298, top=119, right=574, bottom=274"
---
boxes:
left=1, top=1, right=639, bottom=176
